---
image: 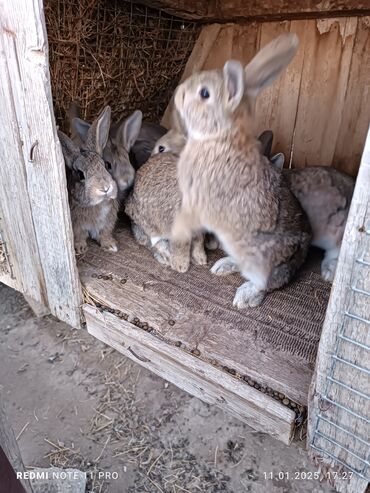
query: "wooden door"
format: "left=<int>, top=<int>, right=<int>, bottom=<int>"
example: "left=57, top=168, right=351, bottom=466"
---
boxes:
left=308, top=127, right=370, bottom=493
left=0, top=0, right=81, bottom=327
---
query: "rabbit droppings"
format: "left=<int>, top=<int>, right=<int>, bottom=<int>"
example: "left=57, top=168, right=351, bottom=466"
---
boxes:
left=59, top=107, right=119, bottom=255
left=69, top=102, right=142, bottom=198
left=171, top=33, right=312, bottom=309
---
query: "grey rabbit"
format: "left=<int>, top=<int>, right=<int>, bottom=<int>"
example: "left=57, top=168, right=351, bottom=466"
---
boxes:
left=69, top=102, right=142, bottom=196
left=59, top=106, right=119, bottom=254
left=258, top=130, right=355, bottom=282
left=130, top=122, right=167, bottom=168
left=171, top=33, right=312, bottom=308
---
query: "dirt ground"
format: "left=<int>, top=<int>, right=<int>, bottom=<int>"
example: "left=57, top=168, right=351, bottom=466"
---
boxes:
left=0, top=283, right=334, bottom=493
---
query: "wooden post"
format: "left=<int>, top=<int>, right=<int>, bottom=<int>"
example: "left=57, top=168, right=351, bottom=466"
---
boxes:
left=0, top=391, right=34, bottom=493
left=307, top=127, right=370, bottom=493
left=0, top=0, right=82, bottom=327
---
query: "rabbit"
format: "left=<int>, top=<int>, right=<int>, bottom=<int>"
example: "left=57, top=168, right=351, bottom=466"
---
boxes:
left=130, top=122, right=167, bottom=168
left=171, top=33, right=312, bottom=309
left=257, top=130, right=355, bottom=282
left=284, top=166, right=354, bottom=282
left=69, top=102, right=142, bottom=197
left=59, top=106, right=119, bottom=255
left=125, top=152, right=207, bottom=271
left=151, top=129, right=187, bottom=157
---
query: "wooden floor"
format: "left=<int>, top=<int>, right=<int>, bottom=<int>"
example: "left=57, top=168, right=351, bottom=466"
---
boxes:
left=79, top=225, right=331, bottom=407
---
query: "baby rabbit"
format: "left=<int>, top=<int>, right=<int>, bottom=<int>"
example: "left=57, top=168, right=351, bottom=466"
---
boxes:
left=151, top=129, right=187, bottom=157
left=172, top=33, right=311, bottom=309
left=59, top=107, right=119, bottom=254
left=285, top=167, right=354, bottom=282
left=69, top=102, right=142, bottom=197
left=258, top=130, right=355, bottom=282
left=130, top=122, right=167, bottom=168
left=125, top=151, right=207, bottom=271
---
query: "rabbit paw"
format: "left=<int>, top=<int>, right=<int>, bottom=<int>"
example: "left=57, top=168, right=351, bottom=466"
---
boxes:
left=233, top=282, right=266, bottom=309
left=211, top=257, right=238, bottom=276
left=170, top=255, right=190, bottom=273
left=75, top=241, right=88, bottom=255
left=153, top=250, right=171, bottom=266
left=101, top=239, right=118, bottom=252
left=321, top=259, right=336, bottom=282
left=192, top=248, right=207, bottom=266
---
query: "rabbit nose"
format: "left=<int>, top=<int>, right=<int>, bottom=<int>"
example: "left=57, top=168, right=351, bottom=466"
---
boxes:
left=102, top=184, right=112, bottom=194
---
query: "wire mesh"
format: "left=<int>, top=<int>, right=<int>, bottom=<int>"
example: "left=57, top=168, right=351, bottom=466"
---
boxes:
left=311, top=229, right=370, bottom=481
left=44, top=0, right=199, bottom=130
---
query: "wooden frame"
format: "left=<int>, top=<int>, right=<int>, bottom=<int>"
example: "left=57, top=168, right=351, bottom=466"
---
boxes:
left=0, top=0, right=82, bottom=327
left=307, top=127, right=370, bottom=493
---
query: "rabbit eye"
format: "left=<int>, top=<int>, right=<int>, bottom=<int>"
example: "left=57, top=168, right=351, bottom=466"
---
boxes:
left=158, top=145, right=165, bottom=153
left=105, top=161, right=112, bottom=171
left=77, top=170, right=85, bottom=181
left=199, top=87, right=210, bottom=99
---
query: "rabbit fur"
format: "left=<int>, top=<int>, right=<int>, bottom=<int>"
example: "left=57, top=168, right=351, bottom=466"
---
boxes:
left=151, top=129, right=187, bottom=157
left=257, top=130, right=355, bottom=282
left=172, top=33, right=312, bottom=309
left=130, top=122, right=167, bottom=168
left=59, top=107, right=119, bottom=255
left=69, top=102, right=142, bottom=197
left=125, top=152, right=207, bottom=271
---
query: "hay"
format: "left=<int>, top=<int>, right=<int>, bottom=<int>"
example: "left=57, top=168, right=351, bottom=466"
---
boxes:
left=44, top=0, right=199, bottom=130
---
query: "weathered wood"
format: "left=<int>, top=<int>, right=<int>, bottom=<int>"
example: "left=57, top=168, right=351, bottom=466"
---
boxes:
left=23, top=295, right=50, bottom=318
left=79, top=228, right=329, bottom=406
left=307, top=127, right=370, bottom=493
left=0, top=391, right=33, bottom=493
left=0, top=0, right=82, bottom=327
left=165, top=18, right=370, bottom=176
left=84, top=304, right=296, bottom=444
left=137, top=0, right=370, bottom=21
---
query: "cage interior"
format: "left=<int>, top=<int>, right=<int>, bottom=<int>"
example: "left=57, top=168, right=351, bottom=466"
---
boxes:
left=44, top=0, right=364, bottom=414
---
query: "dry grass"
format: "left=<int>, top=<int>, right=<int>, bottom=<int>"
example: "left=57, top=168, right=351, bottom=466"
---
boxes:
left=44, top=0, right=199, bottom=130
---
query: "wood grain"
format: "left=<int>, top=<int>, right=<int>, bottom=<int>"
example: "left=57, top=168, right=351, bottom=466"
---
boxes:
left=84, top=304, right=296, bottom=444
left=136, top=1, right=370, bottom=21
left=307, top=127, right=370, bottom=493
left=0, top=391, right=33, bottom=493
left=0, top=0, right=82, bottom=327
left=163, top=17, right=370, bottom=176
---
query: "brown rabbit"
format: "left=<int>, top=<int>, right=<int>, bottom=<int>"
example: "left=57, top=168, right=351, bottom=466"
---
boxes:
left=257, top=130, right=355, bottom=282
left=171, top=33, right=312, bottom=309
left=59, top=107, right=119, bottom=254
left=125, top=152, right=207, bottom=270
left=69, top=103, right=142, bottom=196
left=284, top=166, right=354, bottom=282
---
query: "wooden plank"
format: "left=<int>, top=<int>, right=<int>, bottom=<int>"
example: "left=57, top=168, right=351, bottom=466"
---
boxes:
left=292, top=18, right=358, bottom=168
left=136, top=0, right=370, bottom=21
left=334, top=16, right=370, bottom=176
left=23, top=295, right=50, bottom=318
left=83, top=304, right=296, bottom=444
left=163, top=18, right=370, bottom=175
left=307, top=127, right=370, bottom=493
left=0, top=390, right=34, bottom=493
left=0, top=0, right=82, bottom=327
left=79, top=229, right=329, bottom=406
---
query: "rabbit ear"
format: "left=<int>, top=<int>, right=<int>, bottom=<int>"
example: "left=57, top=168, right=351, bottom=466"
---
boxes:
left=223, top=60, right=245, bottom=111
left=258, top=130, right=273, bottom=157
left=58, top=130, right=80, bottom=169
left=270, top=152, right=285, bottom=171
left=71, top=117, right=91, bottom=143
left=86, top=106, right=111, bottom=156
left=244, top=33, right=299, bottom=99
left=116, top=110, right=143, bottom=151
